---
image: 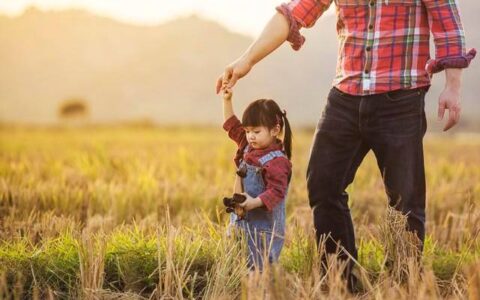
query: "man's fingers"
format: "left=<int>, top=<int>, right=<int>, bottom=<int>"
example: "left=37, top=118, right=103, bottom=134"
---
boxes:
left=438, top=87, right=462, bottom=131
left=216, top=72, right=230, bottom=94
left=215, top=75, right=224, bottom=94
left=438, top=101, right=446, bottom=121
left=227, top=73, right=239, bottom=89
left=443, top=108, right=458, bottom=131
left=223, top=68, right=233, bottom=84
left=443, top=103, right=462, bottom=131
left=443, top=118, right=455, bottom=131
left=216, top=68, right=233, bottom=94
left=455, top=104, right=461, bottom=122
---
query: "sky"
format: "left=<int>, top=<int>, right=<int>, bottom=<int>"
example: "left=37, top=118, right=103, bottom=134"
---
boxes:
left=0, top=0, right=334, bottom=37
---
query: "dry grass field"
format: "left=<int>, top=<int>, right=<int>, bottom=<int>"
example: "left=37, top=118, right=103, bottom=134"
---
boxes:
left=0, top=126, right=479, bottom=299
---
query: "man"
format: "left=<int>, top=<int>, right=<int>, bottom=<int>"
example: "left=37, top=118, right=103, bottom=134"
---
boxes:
left=215, top=0, right=475, bottom=290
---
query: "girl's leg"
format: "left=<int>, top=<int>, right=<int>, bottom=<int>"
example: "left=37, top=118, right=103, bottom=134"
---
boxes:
left=246, top=229, right=284, bottom=271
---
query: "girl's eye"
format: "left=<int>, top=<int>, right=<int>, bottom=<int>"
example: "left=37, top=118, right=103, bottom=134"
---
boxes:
left=254, top=131, right=260, bottom=134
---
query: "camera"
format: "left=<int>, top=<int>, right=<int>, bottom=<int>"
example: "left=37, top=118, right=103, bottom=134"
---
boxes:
left=223, top=193, right=247, bottom=219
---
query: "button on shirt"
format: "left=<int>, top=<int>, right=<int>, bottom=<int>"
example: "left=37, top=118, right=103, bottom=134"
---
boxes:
left=276, top=0, right=476, bottom=95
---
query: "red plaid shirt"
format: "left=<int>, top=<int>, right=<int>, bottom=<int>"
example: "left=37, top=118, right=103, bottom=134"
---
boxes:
left=277, top=0, right=476, bottom=95
left=223, top=115, right=292, bottom=211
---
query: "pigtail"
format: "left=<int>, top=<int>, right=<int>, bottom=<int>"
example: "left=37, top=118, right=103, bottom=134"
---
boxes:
left=281, top=110, right=292, bottom=160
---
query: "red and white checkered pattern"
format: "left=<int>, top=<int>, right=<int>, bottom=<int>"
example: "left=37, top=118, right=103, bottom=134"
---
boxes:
left=277, top=0, right=476, bottom=95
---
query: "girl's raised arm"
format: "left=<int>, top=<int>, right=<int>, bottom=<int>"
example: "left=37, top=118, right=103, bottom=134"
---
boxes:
left=221, top=87, right=248, bottom=162
left=222, top=87, right=234, bottom=121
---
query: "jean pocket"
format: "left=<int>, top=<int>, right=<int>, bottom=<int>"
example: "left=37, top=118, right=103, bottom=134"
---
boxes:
left=330, top=87, right=358, bottom=101
left=384, top=88, right=424, bottom=102
left=330, top=87, right=344, bottom=98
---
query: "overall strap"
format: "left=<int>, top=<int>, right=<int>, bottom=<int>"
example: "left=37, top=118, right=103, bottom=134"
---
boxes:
left=238, top=144, right=249, bottom=166
left=258, top=150, right=286, bottom=166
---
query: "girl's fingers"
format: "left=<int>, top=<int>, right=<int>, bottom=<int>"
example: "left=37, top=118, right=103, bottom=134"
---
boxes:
left=221, top=83, right=229, bottom=92
left=223, top=87, right=233, bottom=98
left=238, top=194, right=247, bottom=207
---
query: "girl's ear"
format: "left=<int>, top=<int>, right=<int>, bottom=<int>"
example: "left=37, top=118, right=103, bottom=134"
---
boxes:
left=270, top=124, right=281, bottom=137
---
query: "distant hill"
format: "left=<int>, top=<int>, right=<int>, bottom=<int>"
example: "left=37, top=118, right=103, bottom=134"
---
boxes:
left=0, top=5, right=478, bottom=128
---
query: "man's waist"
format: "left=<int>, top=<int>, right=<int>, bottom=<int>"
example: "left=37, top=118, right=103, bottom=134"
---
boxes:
left=332, top=76, right=431, bottom=96
left=332, top=85, right=430, bottom=98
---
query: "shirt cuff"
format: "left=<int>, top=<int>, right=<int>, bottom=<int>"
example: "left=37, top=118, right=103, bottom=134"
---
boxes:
left=258, top=195, right=274, bottom=212
left=426, top=48, right=476, bottom=75
left=222, top=115, right=240, bottom=132
left=276, top=4, right=306, bottom=51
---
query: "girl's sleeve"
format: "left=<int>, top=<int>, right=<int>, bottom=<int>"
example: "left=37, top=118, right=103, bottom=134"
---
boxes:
left=258, top=157, right=292, bottom=212
left=223, top=115, right=248, bottom=166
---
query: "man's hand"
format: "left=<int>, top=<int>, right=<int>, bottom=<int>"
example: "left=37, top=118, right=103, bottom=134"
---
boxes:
left=214, top=12, right=290, bottom=94
left=439, top=68, right=463, bottom=132
left=239, top=193, right=264, bottom=211
left=216, top=57, right=253, bottom=94
left=438, top=87, right=461, bottom=131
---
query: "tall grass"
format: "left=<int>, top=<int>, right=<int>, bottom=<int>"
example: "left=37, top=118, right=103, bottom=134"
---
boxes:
left=0, top=127, right=479, bottom=298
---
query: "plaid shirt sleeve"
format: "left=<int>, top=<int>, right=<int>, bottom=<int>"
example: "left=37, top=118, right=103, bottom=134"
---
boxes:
left=276, top=0, right=333, bottom=50
left=422, top=0, right=476, bottom=74
left=258, top=157, right=291, bottom=212
left=223, top=115, right=248, bottom=166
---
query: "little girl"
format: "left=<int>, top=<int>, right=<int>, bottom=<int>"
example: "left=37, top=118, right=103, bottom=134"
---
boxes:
left=221, top=86, right=292, bottom=271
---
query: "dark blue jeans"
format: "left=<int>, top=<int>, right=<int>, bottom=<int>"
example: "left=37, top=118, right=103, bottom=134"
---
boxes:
left=307, top=86, right=428, bottom=283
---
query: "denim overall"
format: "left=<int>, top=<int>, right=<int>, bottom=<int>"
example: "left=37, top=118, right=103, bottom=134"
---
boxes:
left=229, top=146, right=289, bottom=271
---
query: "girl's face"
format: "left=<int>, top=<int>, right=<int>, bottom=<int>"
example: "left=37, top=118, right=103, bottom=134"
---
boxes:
left=244, top=125, right=280, bottom=149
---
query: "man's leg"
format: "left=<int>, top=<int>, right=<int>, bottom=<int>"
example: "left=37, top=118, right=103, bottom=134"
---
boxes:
left=368, top=88, right=428, bottom=247
left=307, top=88, right=370, bottom=273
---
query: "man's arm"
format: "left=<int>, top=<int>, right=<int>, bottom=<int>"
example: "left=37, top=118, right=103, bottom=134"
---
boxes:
left=215, top=12, right=289, bottom=94
left=215, top=0, right=333, bottom=93
left=422, top=0, right=476, bottom=131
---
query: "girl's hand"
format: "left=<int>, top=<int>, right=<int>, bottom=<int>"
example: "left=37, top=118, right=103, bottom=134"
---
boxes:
left=239, top=193, right=264, bottom=211
left=222, top=85, right=232, bottom=101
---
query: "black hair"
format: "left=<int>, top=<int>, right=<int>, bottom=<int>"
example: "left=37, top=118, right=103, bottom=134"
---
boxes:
left=241, top=99, right=292, bottom=160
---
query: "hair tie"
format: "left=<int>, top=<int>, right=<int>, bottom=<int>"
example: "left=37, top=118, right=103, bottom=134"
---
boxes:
left=276, top=109, right=287, bottom=126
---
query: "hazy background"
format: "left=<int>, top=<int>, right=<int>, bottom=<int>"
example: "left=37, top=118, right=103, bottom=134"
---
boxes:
left=0, top=1, right=478, bottom=129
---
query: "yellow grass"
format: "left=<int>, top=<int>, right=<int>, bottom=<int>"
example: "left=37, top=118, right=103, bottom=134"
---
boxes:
left=0, top=126, right=479, bottom=299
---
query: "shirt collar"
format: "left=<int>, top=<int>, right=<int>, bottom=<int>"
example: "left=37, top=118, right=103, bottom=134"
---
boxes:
left=247, top=138, right=284, bottom=155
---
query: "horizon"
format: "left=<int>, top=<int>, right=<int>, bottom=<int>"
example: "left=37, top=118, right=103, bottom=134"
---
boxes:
left=0, top=1, right=478, bottom=129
